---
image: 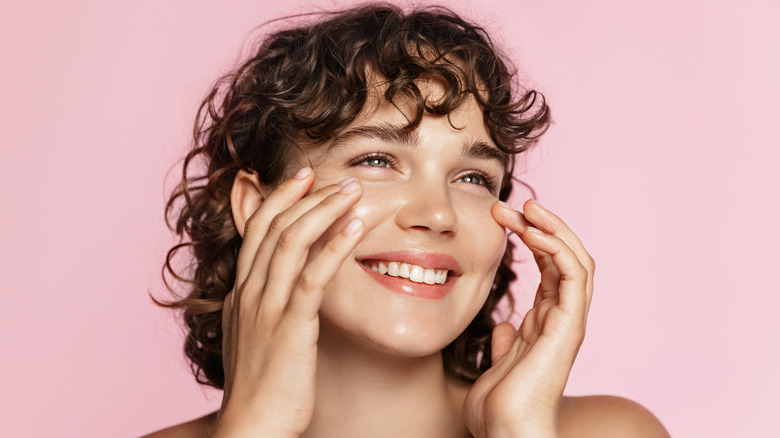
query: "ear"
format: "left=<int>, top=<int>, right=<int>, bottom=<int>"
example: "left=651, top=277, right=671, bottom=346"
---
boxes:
left=230, top=170, right=271, bottom=238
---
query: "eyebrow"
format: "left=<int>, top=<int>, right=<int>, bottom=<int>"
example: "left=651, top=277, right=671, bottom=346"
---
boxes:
left=329, top=122, right=507, bottom=167
left=328, top=123, right=418, bottom=150
left=462, top=138, right=508, bottom=168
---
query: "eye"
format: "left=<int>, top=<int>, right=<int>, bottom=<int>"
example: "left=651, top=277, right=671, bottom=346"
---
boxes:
left=459, top=174, right=486, bottom=186
left=458, top=171, right=498, bottom=193
left=360, top=157, right=390, bottom=168
left=349, top=152, right=394, bottom=168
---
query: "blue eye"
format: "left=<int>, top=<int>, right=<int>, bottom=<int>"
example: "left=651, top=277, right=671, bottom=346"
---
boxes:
left=360, top=157, right=391, bottom=168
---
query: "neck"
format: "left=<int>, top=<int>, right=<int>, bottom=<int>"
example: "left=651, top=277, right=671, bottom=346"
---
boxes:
left=302, top=320, right=471, bottom=438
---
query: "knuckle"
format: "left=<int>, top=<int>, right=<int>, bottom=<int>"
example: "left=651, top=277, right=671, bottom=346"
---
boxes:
left=314, top=184, right=340, bottom=197
left=276, top=228, right=298, bottom=250
left=585, top=255, right=596, bottom=272
left=317, top=192, right=341, bottom=209
left=243, top=214, right=260, bottom=235
left=323, top=236, right=344, bottom=255
left=564, top=261, right=588, bottom=280
left=296, top=271, right=318, bottom=292
left=268, top=213, right=288, bottom=234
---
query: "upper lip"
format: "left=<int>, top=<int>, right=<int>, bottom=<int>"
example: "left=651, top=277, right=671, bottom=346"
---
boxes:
left=356, top=249, right=462, bottom=276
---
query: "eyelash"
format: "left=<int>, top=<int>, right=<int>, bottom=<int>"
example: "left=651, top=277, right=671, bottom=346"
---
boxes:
left=348, top=152, right=396, bottom=168
left=348, top=152, right=499, bottom=194
left=458, top=172, right=498, bottom=193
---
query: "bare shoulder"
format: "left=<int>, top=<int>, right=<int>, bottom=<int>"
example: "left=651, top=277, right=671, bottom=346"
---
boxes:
left=139, top=411, right=217, bottom=438
left=559, top=395, right=670, bottom=438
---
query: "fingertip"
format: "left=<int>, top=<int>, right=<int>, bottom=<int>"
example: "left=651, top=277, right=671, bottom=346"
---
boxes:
left=523, top=198, right=560, bottom=233
left=342, top=217, right=363, bottom=237
left=491, top=200, right=512, bottom=219
left=523, top=198, right=542, bottom=213
left=492, top=201, right=529, bottom=232
left=494, top=320, right=516, bottom=333
left=339, top=177, right=362, bottom=194
left=491, top=321, right=517, bottom=362
left=293, top=166, right=312, bottom=180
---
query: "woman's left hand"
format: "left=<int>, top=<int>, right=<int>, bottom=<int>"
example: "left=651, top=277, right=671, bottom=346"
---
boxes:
left=463, top=199, right=595, bottom=438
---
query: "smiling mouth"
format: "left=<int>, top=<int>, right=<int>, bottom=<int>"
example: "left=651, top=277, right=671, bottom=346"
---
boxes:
left=361, top=261, right=449, bottom=285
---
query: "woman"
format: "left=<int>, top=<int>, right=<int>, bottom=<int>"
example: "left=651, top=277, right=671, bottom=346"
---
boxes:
left=147, top=4, right=669, bottom=437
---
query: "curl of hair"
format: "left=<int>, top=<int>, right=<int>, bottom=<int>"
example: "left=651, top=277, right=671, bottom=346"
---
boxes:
left=158, top=3, right=550, bottom=388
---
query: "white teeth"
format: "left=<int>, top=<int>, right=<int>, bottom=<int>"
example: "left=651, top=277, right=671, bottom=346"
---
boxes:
left=423, top=268, right=436, bottom=285
left=387, top=262, right=399, bottom=276
left=410, top=265, right=424, bottom=283
left=363, top=260, right=449, bottom=284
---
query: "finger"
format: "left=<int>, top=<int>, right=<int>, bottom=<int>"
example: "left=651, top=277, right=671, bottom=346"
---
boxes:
left=520, top=226, right=588, bottom=323
left=287, top=216, right=366, bottom=320
left=238, top=181, right=344, bottom=304
left=258, top=178, right=363, bottom=320
left=235, top=167, right=315, bottom=288
left=531, top=250, right=562, bottom=301
left=491, top=200, right=529, bottom=236
left=491, top=321, right=517, bottom=364
left=521, top=200, right=595, bottom=308
left=494, top=200, right=595, bottom=311
left=492, top=201, right=563, bottom=302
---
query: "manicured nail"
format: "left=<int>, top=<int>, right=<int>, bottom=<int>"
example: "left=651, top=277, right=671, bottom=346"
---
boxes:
left=343, top=218, right=363, bottom=236
left=527, top=198, right=543, bottom=208
left=294, top=167, right=312, bottom=180
left=497, top=200, right=512, bottom=210
left=339, top=179, right=360, bottom=194
left=338, top=177, right=357, bottom=187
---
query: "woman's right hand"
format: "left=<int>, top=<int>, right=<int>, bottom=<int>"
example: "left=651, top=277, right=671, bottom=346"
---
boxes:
left=211, top=168, right=364, bottom=438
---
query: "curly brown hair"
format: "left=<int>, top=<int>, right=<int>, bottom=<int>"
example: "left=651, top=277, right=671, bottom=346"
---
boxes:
left=160, top=3, right=550, bottom=389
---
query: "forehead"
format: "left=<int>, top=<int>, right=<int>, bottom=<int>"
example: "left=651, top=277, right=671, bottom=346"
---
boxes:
left=323, top=86, right=507, bottom=169
left=288, top=75, right=508, bottom=172
left=349, top=76, right=495, bottom=140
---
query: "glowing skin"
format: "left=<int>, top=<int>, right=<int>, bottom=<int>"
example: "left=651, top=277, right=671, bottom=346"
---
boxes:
left=295, top=84, right=508, bottom=356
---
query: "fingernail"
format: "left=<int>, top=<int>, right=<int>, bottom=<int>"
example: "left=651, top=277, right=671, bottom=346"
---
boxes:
left=497, top=200, right=512, bottom=210
left=343, top=218, right=363, bottom=236
left=527, top=198, right=543, bottom=208
left=294, top=167, right=312, bottom=180
left=338, top=177, right=356, bottom=187
left=339, top=179, right=360, bottom=194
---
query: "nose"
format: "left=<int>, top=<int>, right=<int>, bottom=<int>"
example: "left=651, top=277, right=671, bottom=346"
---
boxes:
left=394, top=178, right=457, bottom=235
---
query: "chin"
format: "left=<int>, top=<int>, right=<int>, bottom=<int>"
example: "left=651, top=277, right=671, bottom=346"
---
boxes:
left=318, top=290, right=485, bottom=359
left=320, top=313, right=461, bottom=358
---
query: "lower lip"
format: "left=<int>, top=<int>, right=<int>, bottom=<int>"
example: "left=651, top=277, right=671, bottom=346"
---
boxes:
left=359, top=263, right=455, bottom=300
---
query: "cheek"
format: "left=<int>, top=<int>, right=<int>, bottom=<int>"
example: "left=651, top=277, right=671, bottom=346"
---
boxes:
left=311, top=180, right=396, bottom=244
left=352, top=182, right=398, bottom=226
left=455, top=195, right=508, bottom=272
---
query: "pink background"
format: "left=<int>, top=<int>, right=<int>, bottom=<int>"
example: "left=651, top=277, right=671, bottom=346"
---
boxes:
left=1, top=0, right=778, bottom=436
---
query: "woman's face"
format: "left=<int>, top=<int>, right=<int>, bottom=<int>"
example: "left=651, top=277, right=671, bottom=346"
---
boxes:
left=295, top=84, right=508, bottom=356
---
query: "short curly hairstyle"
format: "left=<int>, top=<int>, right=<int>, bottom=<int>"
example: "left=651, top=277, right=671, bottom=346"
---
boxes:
left=160, top=2, right=550, bottom=389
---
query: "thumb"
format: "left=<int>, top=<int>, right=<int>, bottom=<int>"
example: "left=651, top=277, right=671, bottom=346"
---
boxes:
left=491, top=321, right=517, bottom=364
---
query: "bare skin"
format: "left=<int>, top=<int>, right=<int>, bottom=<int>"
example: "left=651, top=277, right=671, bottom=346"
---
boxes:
left=142, top=395, right=670, bottom=438
left=144, top=90, right=670, bottom=438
